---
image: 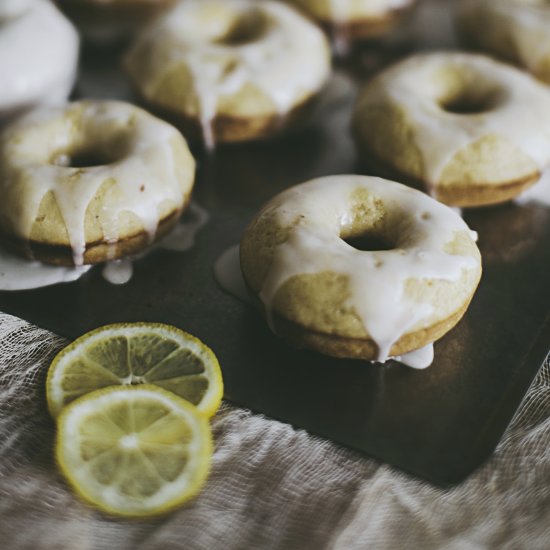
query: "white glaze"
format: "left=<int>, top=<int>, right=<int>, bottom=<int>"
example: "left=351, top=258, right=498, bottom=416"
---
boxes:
left=159, top=201, right=210, bottom=251
left=359, top=52, right=550, bottom=186
left=214, top=244, right=253, bottom=304
left=102, top=260, right=133, bottom=285
left=215, top=241, right=434, bottom=368
left=460, top=0, right=550, bottom=77
left=243, top=175, right=480, bottom=361
left=98, top=200, right=210, bottom=284
left=0, top=0, right=78, bottom=121
left=126, top=0, right=331, bottom=146
left=0, top=100, right=195, bottom=265
left=0, top=246, right=90, bottom=290
left=0, top=199, right=208, bottom=291
left=392, top=343, right=434, bottom=369
left=515, top=169, right=550, bottom=206
left=98, top=201, right=209, bottom=285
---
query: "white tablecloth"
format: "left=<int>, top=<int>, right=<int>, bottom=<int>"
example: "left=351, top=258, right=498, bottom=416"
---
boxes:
left=1, top=313, right=549, bottom=549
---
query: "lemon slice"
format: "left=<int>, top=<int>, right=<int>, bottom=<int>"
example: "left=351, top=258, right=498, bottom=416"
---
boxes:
left=56, top=385, right=212, bottom=517
left=47, top=323, right=223, bottom=418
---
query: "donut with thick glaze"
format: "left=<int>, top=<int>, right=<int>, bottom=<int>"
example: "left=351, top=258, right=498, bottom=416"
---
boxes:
left=125, top=0, right=331, bottom=147
left=0, top=100, right=195, bottom=266
left=240, top=175, right=482, bottom=362
left=353, top=52, right=550, bottom=207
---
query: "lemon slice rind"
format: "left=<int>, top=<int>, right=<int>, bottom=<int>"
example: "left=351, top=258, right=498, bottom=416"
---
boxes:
left=56, top=384, right=212, bottom=518
left=47, top=323, right=223, bottom=419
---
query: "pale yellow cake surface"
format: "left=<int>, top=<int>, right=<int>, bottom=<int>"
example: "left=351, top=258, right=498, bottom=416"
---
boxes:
left=125, top=0, right=331, bottom=143
left=240, top=175, right=482, bottom=360
left=353, top=52, right=550, bottom=206
left=0, top=100, right=195, bottom=265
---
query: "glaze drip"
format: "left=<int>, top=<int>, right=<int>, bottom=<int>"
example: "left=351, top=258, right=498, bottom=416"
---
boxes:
left=159, top=202, right=210, bottom=251
left=360, top=53, right=550, bottom=185
left=0, top=246, right=90, bottom=291
left=214, top=242, right=435, bottom=368
left=213, top=244, right=253, bottom=304
left=125, top=0, right=331, bottom=146
left=0, top=101, right=194, bottom=266
left=102, top=260, right=133, bottom=286
left=242, top=176, right=480, bottom=361
left=393, top=343, right=434, bottom=369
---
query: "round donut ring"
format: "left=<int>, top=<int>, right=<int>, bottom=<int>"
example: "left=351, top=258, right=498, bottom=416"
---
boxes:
left=0, top=100, right=196, bottom=266
left=353, top=52, right=550, bottom=207
left=458, top=0, right=550, bottom=84
left=240, top=175, right=482, bottom=362
left=0, top=0, right=79, bottom=121
left=125, top=0, right=331, bottom=146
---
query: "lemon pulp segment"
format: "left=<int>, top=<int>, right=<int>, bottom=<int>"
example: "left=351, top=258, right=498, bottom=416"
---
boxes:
left=47, top=323, right=223, bottom=418
left=56, top=385, right=212, bottom=517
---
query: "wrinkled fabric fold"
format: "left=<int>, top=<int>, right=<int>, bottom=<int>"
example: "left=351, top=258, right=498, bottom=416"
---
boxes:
left=0, top=312, right=548, bottom=549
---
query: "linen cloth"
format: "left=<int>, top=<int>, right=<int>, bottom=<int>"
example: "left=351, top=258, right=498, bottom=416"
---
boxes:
left=0, top=312, right=549, bottom=549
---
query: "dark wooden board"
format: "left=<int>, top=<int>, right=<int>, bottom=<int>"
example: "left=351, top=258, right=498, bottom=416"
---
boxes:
left=1, top=1, right=548, bottom=485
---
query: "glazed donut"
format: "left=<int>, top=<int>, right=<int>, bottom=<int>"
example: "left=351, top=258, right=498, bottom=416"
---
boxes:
left=286, top=0, right=417, bottom=41
left=457, top=0, right=550, bottom=84
left=353, top=52, right=550, bottom=207
left=0, top=100, right=195, bottom=266
left=56, top=0, right=178, bottom=44
left=240, top=175, right=482, bottom=362
left=0, top=0, right=79, bottom=122
left=125, top=0, right=331, bottom=146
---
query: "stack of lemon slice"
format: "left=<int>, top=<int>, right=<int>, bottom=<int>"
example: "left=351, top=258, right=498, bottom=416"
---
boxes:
left=47, top=323, right=223, bottom=517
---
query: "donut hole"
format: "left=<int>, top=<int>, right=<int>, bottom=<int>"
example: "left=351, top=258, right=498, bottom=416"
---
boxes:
left=343, top=190, right=395, bottom=252
left=52, top=150, right=114, bottom=168
left=343, top=233, right=394, bottom=252
left=217, top=9, right=270, bottom=46
left=439, top=87, right=503, bottom=115
left=50, top=137, right=130, bottom=168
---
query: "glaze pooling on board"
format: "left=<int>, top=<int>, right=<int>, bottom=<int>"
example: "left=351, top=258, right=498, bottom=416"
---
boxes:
left=214, top=244, right=253, bottom=304
left=247, top=176, right=480, bottom=362
left=159, top=202, right=210, bottom=251
left=102, top=260, right=133, bottom=285
left=100, top=201, right=211, bottom=284
left=0, top=246, right=90, bottom=291
left=0, top=0, right=78, bottom=120
left=0, top=200, right=208, bottom=290
left=360, top=52, right=550, bottom=186
left=394, top=343, right=434, bottom=369
left=0, top=101, right=193, bottom=266
left=126, top=0, right=330, bottom=147
left=516, top=170, right=550, bottom=206
left=214, top=243, right=435, bottom=368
